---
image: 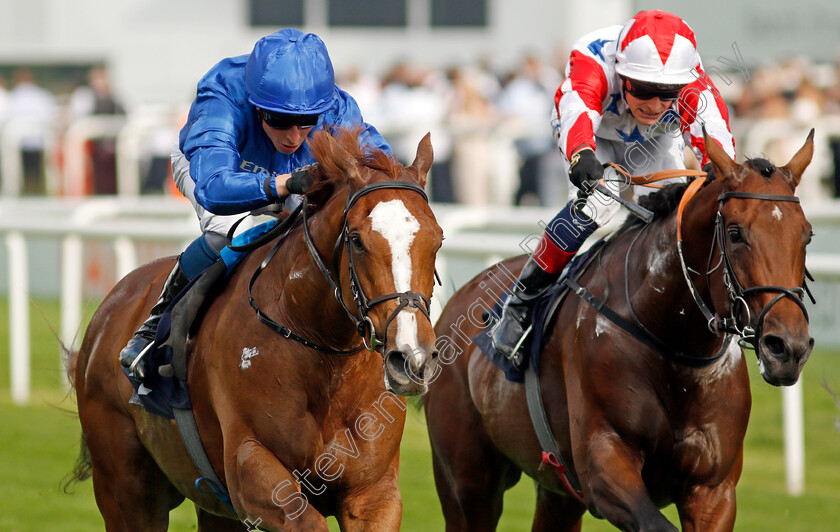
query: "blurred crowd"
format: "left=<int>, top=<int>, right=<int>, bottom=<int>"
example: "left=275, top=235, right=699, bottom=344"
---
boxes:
left=2, top=53, right=840, bottom=205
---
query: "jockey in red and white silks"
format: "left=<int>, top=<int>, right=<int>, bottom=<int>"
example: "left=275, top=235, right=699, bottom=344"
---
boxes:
left=552, top=10, right=735, bottom=217
left=491, top=10, right=737, bottom=366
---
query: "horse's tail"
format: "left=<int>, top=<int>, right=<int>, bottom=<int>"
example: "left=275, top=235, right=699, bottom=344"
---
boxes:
left=62, top=434, right=92, bottom=493
left=61, top=344, right=92, bottom=492
left=64, top=345, right=79, bottom=391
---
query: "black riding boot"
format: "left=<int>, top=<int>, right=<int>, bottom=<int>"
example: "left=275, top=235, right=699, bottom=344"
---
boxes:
left=491, top=258, right=559, bottom=369
left=119, top=258, right=190, bottom=379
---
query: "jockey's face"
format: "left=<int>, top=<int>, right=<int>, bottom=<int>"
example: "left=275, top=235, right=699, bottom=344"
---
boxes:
left=621, top=76, right=682, bottom=126
left=257, top=108, right=319, bottom=154
left=624, top=92, right=675, bottom=125
left=261, top=122, right=315, bottom=154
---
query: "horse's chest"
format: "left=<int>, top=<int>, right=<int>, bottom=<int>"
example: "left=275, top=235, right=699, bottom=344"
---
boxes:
left=668, top=422, right=732, bottom=483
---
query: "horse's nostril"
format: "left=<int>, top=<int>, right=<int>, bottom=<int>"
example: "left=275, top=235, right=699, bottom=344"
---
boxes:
left=431, top=350, right=439, bottom=360
left=762, top=335, right=787, bottom=358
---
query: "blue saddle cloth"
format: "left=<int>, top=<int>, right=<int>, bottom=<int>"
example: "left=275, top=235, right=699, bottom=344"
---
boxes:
left=123, top=288, right=192, bottom=419
left=123, top=219, right=282, bottom=419
left=472, top=242, right=602, bottom=383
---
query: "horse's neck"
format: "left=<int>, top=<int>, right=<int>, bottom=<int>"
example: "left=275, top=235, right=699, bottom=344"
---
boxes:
left=279, top=197, right=363, bottom=350
left=630, top=193, right=723, bottom=356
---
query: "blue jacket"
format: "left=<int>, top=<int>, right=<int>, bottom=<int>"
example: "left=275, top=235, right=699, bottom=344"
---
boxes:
left=179, top=55, right=391, bottom=215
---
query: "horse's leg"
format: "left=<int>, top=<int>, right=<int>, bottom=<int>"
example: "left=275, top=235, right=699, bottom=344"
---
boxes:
left=225, top=438, right=330, bottom=531
left=676, top=452, right=741, bottom=532
left=532, top=485, right=585, bottom=532
left=83, top=402, right=185, bottom=531
left=196, top=506, right=248, bottom=531
left=425, top=367, right=517, bottom=531
left=584, top=433, right=677, bottom=532
left=334, top=455, right=401, bottom=531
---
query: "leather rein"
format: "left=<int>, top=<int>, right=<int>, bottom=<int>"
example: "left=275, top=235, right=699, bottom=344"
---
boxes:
left=241, top=181, right=434, bottom=355
left=675, top=180, right=814, bottom=349
left=612, top=166, right=813, bottom=359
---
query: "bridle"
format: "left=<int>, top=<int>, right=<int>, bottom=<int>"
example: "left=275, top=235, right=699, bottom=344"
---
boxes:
left=245, top=180, right=434, bottom=355
left=676, top=180, right=814, bottom=350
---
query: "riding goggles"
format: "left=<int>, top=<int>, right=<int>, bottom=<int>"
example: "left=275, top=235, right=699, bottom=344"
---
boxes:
left=257, top=108, right=320, bottom=129
left=621, top=77, right=685, bottom=102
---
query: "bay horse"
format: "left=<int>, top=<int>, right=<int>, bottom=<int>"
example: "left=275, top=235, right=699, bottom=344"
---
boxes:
left=424, top=131, right=815, bottom=531
left=68, top=128, right=443, bottom=531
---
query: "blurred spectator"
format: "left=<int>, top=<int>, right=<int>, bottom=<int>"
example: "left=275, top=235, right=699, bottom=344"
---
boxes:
left=65, top=65, right=126, bottom=194
left=378, top=60, right=454, bottom=202
left=3, top=68, right=58, bottom=194
left=447, top=65, right=499, bottom=205
left=496, top=53, right=560, bottom=206
left=0, top=77, right=8, bottom=122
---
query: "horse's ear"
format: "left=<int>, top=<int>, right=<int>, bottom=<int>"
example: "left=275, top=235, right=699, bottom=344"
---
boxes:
left=407, top=132, right=434, bottom=187
left=326, top=131, right=365, bottom=189
left=780, top=129, right=815, bottom=190
left=703, top=128, right=739, bottom=186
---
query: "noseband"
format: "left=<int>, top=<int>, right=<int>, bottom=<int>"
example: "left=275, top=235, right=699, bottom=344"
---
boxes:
left=308, top=180, right=434, bottom=353
left=245, top=180, right=434, bottom=355
left=677, top=183, right=813, bottom=350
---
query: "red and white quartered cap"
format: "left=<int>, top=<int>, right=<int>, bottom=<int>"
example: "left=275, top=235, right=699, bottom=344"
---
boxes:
left=615, top=10, right=699, bottom=86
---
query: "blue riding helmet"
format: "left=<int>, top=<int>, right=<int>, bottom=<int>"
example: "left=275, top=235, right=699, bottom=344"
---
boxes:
left=245, top=28, right=336, bottom=115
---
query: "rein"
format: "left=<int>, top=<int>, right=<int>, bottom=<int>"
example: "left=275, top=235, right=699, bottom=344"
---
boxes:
left=246, top=180, right=432, bottom=355
left=571, top=165, right=811, bottom=366
left=675, top=181, right=813, bottom=350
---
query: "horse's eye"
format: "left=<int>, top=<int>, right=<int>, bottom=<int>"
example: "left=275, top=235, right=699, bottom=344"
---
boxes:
left=350, top=234, right=365, bottom=252
left=807, top=230, right=814, bottom=245
left=727, top=225, right=745, bottom=244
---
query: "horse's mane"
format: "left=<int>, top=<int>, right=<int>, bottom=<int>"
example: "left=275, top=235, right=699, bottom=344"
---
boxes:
left=617, top=180, right=692, bottom=233
left=304, top=127, right=402, bottom=210
left=617, top=156, right=783, bottom=234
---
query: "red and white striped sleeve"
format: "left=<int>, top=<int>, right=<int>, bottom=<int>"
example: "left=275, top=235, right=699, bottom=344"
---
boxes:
left=677, top=65, right=736, bottom=166
left=552, top=33, right=612, bottom=159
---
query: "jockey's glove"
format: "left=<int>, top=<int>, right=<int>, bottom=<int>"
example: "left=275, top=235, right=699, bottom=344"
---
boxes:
left=285, top=164, right=317, bottom=195
left=568, top=148, right=603, bottom=195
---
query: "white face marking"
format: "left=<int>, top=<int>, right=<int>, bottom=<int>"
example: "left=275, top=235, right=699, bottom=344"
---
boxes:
left=369, top=200, right=421, bottom=351
left=772, top=206, right=783, bottom=221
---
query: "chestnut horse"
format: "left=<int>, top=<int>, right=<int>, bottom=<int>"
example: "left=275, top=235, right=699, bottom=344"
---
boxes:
left=424, top=132, right=815, bottom=531
left=69, top=128, right=443, bottom=531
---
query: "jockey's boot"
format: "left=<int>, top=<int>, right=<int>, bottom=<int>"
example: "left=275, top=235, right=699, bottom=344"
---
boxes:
left=119, top=257, right=190, bottom=379
left=491, top=258, right=560, bottom=369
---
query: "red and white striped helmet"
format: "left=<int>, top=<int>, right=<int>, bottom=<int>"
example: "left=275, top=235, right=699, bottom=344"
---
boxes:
left=615, top=10, right=699, bottom=85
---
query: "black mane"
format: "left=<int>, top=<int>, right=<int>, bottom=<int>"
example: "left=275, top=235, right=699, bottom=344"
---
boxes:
left=617, top=180, right=692, bottom=232
left=745, top=157, right=776, bottom=179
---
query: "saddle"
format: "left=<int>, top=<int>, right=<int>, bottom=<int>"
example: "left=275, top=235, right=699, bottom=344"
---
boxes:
left=123, top=213, right=294, bottom=418
left=473, top=239, right=605, bottom=382
left=123, top=259, right=226, bottom=418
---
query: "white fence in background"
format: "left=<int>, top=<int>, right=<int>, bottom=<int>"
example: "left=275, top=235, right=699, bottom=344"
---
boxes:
left=2, top=198, right=840, bottom=497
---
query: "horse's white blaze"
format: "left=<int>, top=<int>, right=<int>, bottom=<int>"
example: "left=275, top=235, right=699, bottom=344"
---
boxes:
left=369, top=200, right=421, bottom=352
left=772, top=206, right=783, bottom=221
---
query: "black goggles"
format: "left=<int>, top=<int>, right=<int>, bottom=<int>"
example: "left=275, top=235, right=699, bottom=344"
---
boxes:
left=257, top=108, right=320, bottom=129
left=621, top=77, right=685, bottom=102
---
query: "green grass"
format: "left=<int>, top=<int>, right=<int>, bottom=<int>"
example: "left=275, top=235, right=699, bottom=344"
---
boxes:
left=1, top=300, right=839, bottom=530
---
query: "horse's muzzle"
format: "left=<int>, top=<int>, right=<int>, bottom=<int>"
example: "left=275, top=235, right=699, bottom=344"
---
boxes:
left=757, top=332, right=814, bottom=386
left=383, top=346, right=440, bottom=396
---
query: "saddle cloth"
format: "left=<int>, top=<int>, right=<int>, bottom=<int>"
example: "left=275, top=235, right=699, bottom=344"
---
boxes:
left=472, top=240, right=602, bottom=382
left=124, top=219, right=280, bottom=418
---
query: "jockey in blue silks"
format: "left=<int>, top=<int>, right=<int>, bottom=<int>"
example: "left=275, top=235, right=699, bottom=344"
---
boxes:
left=120, top=28, right=391, bottom=375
